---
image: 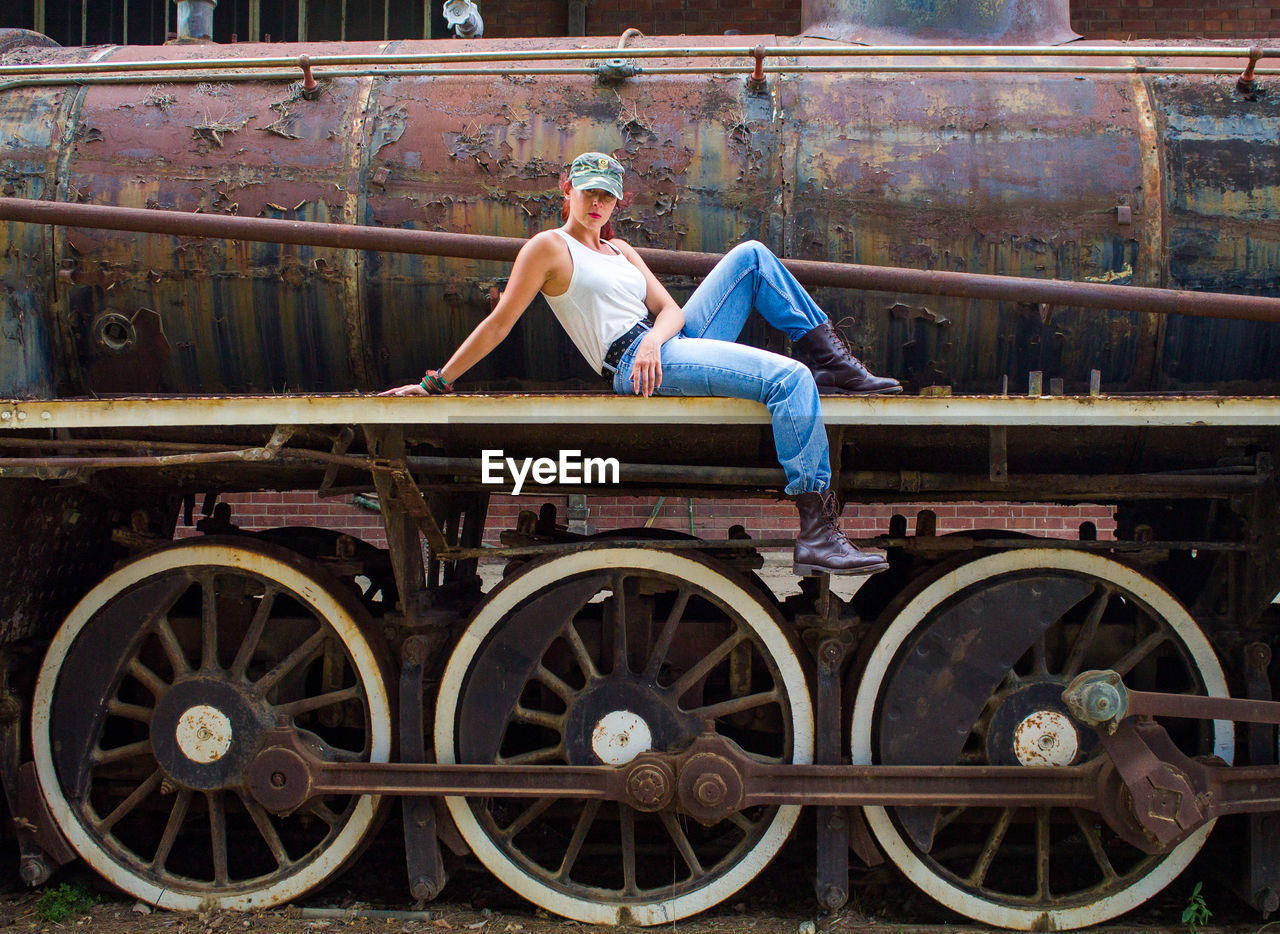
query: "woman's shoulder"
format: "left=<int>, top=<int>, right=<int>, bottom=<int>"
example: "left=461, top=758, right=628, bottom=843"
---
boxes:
left=520, top=229, right=572, bottom=262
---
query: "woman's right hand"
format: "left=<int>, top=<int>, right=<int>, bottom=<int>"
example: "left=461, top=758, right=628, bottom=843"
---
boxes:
left=377, top=383, right=429, bottom=396
left=630, top=332, right=665, bottom=397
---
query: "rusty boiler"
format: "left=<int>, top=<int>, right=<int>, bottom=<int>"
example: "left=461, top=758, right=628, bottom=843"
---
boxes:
left=0, top=0, right=1276, bottom=400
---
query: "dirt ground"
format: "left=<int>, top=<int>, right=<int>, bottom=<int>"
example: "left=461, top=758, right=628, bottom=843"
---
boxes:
left=1, top=821, right=1272, bottom=934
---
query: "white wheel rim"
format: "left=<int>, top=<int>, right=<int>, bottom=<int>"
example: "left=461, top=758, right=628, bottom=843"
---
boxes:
left=435, top=548, right=813, bottom=925
left=850, top=549, right=1231, bottom=931
left=31, top=541, right=392, bottom=910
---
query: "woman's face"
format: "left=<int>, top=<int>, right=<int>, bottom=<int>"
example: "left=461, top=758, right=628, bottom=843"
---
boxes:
left=567, top=185, right=618, bottom=229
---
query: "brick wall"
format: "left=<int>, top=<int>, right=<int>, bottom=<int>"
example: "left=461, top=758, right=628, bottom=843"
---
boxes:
left=476, top=0, right=1274, bottom=40
left=1070, top=0, right=1279, bottom=39
left=191, top=492, right=1115, bottom=549
left=481, top=0, right=799, bottom=38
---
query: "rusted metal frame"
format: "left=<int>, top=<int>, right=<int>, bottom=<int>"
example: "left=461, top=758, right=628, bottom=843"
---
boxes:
left=365, top=427, right=438, bottom=619
left=248, top=720, right=1280, bottom=850
left=347, top=475, right=1259, bottom=504
left=1093, top=717, right=1280, bottom=853
left=1125, top=689, right=1280, bottom=725
left=2, top=44, right=1272, bottom=78
left=0, top=436, right=292, bottom=453
left=404, top=454, right=1265, bottom=495
left=379, top=464, right=450, bottom=557
left=1240, top=643, right=1280, bottom=914
left=1066, top=668, right=1280, bottom=728
left=319, top=426, right=356, bottom=493
left=1243, top=453, right=1279, bottom=627
left=0, top=437, right=356, bottom=473
left=436, top=535, right=1254, bottom=563
left=988, top=426, right=1008, bottom=483
left=249, top=726, right=1103, bottom=814
left=3, top=199, right=1280, bottom=324
left=399, top=635, right=447, bottom=902
left=0, top=653, right=73, bottom=886
left=812, top=629, right=852, bottom=911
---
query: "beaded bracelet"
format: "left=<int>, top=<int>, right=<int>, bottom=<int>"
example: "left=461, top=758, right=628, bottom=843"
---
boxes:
left=419, top=369, right=453, bottom=394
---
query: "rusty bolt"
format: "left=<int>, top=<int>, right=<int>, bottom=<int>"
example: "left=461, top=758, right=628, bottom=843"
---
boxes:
left=270, top=771, right=287, bottom=789
left=820, top=884, right=847, bottom=911
left=819, top=639, right=843, bottom=671
left=626, top=764, right=671, bottom=810
left=694, top=773, right=728, bottom=808
left=19, top=856, right=50, bottom=886
left=1246, top=642, right=1273, bottom=670
left=410, top=874, right=440, bottom=902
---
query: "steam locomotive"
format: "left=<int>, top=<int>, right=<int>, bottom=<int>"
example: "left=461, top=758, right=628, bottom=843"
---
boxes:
left=0, top=0, right=1278, bottom=927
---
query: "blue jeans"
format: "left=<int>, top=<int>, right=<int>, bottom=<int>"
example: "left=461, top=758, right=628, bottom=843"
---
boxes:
left=611, top=241, right=831, bottom=494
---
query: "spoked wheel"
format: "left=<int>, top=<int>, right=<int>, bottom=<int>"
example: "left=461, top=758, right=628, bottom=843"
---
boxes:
left=434, top=547, right=813, bottom=925
left=851, top=549, right=1231, bottom=930
left=32, top=538, right=393, bottom=909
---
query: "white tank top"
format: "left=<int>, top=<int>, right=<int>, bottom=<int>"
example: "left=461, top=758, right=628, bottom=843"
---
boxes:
left=542, top=228, right=649, bottom=374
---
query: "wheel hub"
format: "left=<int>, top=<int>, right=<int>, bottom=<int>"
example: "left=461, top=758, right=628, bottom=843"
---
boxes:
left=564, top=678, right=697, bottom=766
left=174, top=704, right=233, bottom=764
left=1011, top=709, right=1079, bottom=766
left=591, top=709, right=653, bottom=765
left=985, top=681, right=1093, bottom=767
left=151, top=675, right=273, bottom=790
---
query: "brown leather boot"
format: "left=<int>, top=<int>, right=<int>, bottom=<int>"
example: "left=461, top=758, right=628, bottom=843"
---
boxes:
left=793, top=491, right=890, bottom=576
left=793, top=321, right=902, bottom=395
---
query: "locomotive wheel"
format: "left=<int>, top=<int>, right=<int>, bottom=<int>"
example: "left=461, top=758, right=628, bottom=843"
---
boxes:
left=32, top=539, right=393, bottom=910
left=434, top=547, right=813, bottom=925
left=850, top=549, right=1231, bottom=930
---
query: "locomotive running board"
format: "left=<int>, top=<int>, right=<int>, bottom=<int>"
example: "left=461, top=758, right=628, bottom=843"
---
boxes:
left=3, top=393, right=1279, bottom=430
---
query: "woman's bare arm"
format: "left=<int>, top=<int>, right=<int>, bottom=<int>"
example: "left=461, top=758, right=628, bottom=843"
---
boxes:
left=380, top=233, right=565, bottom=395
left=612, top=239, right=684, bottom=396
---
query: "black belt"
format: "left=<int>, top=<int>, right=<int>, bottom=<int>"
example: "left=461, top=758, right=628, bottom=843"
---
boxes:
left=600, top=321, right=651, bottom=377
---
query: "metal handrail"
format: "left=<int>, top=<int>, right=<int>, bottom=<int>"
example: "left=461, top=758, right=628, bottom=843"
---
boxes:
left=4, top=62, right=1276, bottom=94
left=0, top=43, right=1275, bottom=78
left=1, top=197, right=1277, bottom=324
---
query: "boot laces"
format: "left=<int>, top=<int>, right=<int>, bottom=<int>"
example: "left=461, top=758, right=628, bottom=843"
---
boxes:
left=822, top=493, right=853, bottom=544
left=827, top=317, right=863, bottom=364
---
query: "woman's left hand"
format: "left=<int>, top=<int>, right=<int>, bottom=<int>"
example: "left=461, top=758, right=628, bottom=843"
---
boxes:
left=630, top=333, right=664, bottom=397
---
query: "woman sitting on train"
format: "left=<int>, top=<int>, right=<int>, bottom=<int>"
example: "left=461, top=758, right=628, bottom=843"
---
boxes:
left=382, top=152, right=901, bottom=576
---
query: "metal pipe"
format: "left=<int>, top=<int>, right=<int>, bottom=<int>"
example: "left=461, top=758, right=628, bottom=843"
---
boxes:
left=438, top=535, right=1252, bottom=561
left=1, top=44, right=1273, bottom=78
left=2, top=63, right=1273, bottom=95
left=403, top=455, right=1264, bottom=494
left=2, top=198, right=1276, bottom=324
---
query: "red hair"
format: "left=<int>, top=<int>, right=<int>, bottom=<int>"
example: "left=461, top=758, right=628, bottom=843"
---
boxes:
left=560, top=175, right=627, bottom=240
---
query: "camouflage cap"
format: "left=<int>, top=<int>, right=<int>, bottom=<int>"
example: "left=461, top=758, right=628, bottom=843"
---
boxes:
left=568, top=152, right=624, bottom=199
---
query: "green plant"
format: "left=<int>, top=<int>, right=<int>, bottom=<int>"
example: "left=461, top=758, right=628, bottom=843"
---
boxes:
left=1182, top=881, right=1212, bottom=934
left=36, top=882, right=99, bottom=924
